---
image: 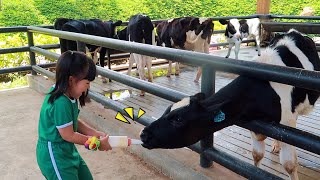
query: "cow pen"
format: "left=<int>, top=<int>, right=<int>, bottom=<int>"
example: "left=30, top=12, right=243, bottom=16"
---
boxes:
left=1, top=14, right=320, bottom=179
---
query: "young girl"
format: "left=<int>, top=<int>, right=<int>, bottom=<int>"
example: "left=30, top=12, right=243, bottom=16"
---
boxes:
left=36, top=50, right=111, bottom=180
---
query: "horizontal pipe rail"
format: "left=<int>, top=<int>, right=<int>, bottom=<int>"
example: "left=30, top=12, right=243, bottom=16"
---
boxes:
left=269, top=14, right=320, bottom=20
left=210, top=15, right=259, bottom=20
left=261, top=22, right=320, bottom=34
left=261, top=22, right=320, bottom=26
left=0, top=25, right=52, bottom=33
left=188, top=143, right=283, bottom=180
left=28, top=26, right=320, bottom=93
left=32, top=65, right=55, bottom=79
left=0, top=63, right=56, bottom=75
left=0, top=26, right=28, bottom=33
left=30, top=46, right=60, bottom=60
left=0, top=46, right=29, bottom=54
left=0, top=44, right=59, bottom=55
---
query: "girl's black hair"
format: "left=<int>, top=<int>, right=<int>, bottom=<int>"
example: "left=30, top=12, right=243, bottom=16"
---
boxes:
left=48, top=50, right=96, bottom=106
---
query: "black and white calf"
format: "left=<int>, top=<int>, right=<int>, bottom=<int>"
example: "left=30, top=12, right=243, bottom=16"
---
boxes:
left=219, top=18, right=261, bottom=60
left=54, top=18, right=122, bottom=67
left=156, top=17, right=214, bottom=82
left=116, top=14, right=155, bottom=85
left=140, top=29, right=320, bottom=180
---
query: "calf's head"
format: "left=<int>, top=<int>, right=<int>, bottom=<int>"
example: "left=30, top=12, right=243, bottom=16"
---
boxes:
left=219, top=19, right=248, bottom=40
left=140, top=93, right=222, bottom=149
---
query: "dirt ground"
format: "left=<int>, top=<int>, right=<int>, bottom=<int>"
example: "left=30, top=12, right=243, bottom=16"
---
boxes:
left=0, top=87, right=169, bottom=180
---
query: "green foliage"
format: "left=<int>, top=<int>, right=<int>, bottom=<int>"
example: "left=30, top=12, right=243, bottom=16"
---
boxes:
left=33, top=0, right=123, bottom=23
left=271, top=0, right=320, bottom=16
left=0, top=0, right=48, bottom=26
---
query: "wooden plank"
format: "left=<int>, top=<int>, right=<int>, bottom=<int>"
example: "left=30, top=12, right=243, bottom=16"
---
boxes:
left=214, top=142, right=314, bottom=180
left=216, top=128, right=320, bottom=179
left=220, top=127, right=320, bottom=168
left=221, top=126, right=320, bottom=166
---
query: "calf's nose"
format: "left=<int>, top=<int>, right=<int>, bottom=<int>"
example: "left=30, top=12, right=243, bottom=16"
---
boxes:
left=235, top=34, right=241, bottom=40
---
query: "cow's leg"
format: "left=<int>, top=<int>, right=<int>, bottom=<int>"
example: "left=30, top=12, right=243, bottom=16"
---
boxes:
left=280, top=142, right=299, bottom=180
left=271, top=140, right=281, bottom=153
left=194, top=42, right=209, bottom=83
left=226, top=43, right=233, bottom=58
left=250, top=132, right=267, bottom=167
left=127, top=53, right=135, bottom=76
left=194, top=67, right=202, bottom=83
left=134, top=54, right=146, bottom=96
left=145, top=56, right=153, bottom=82
left=167, top=61, right=172, bottom=77
left=175, top=62, right=180, bottom=76
left=92, top=48, right=99, bottom=65
left=97, top=47, right=107, bottom=83
left=234, top=41, right=241, bottom=60
left=255, top=35, right=261, bottom=56
left=279, top=118, right=299, bottom=180
left=59, top=39, right=68, bottom=53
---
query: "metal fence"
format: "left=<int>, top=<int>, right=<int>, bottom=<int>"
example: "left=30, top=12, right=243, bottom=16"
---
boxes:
left=1, top=14, right=320, bottom=179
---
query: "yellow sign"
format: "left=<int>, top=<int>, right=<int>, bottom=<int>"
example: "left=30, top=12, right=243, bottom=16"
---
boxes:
left=115, top=112, right=130, bottom=124
left=115, top=107, right=146, bottom=124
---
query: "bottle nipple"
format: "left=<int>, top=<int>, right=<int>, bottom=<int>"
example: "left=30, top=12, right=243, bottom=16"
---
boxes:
left=128, top=138, right=143, bottom=146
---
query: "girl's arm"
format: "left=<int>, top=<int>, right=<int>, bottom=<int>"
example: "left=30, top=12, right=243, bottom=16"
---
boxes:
left=58, top=125, right=89, bottom=145
left=58, top=124, right=112, bottom=151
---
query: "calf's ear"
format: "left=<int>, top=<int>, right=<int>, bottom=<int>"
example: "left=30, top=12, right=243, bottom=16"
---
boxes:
left=219, top=19, right=229, bottom=25
left=158, top=105, right=173, bottom=118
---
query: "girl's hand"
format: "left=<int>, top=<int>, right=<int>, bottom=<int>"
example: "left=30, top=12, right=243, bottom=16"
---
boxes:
left=99, top=135, right=112, bottom=151
left=95, top=131, right=106, bottom=138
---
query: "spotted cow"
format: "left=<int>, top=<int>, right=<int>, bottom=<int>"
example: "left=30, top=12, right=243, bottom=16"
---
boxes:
left=219, top=18, right=261, bottom=60
left=115, top=14, right=155, bottom=95
left=140, top=29, right=320, bottom=180
left=156, top=17, right=214, bottom=83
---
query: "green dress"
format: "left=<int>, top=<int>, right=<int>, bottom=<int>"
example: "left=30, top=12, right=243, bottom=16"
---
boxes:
left=36, top=89, right=93, bottom=180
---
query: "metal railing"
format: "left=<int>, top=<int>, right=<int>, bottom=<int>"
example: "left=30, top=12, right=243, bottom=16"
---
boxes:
left=1, top=14, right=320, bottom=179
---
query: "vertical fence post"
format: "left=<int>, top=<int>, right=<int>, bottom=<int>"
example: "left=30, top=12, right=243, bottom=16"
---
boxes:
left=27, top=31, right=36, bottom=75
left=77, top=41, right=86, bottom=53
left=200, top=66, right=215, bottom=168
